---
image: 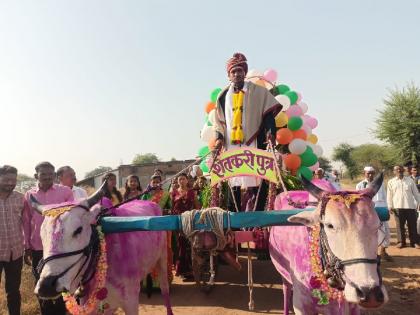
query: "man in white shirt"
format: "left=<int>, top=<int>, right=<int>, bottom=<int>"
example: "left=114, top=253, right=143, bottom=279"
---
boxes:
left=57, top=166, right=88, bottom=201
left=387, top=165, right=420, bottom=249
left=356, top=166, right=391, bottom=260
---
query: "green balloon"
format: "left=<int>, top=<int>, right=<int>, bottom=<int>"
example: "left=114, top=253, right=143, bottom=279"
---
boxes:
left=286, top=91, right=298, bottom=105
left=200, top=160, right=209, bottom=173
left=297, top=166, right=313, bottom=180
left=300, top=147, right=318, bottom=167
left=210, top=88, right=222, bottom=103
left=198, top=146, right=210, bottom=157
left=276, top=84, right=290, bottom=95
left=288, top=116, right=303, bottom=131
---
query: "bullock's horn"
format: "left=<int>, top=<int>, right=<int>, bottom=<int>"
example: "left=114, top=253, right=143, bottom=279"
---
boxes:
left=86, top=180, right=107, bottom=208
left=30, top=194, right=46, bottom=215
left=365, top=172, right=384, bottom=199
left=301, top=176, right=325, bottom=200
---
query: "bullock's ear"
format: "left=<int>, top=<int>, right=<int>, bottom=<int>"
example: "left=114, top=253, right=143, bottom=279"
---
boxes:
left=287, top=210, right=320, bottom=227
left=83, top=204, right=102, bottom=225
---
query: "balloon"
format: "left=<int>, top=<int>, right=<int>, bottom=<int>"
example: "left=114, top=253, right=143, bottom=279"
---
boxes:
left=276, top=128, right=293, bottom=145
left=292, top=129, right=307, bottom=140
left=210, top=88, right=222, bottom=103
left=198, top=146, right=210, bottom=157
left=302, top=114, right=311, bottom=124
left=275, top=95, right=291, bottom=110
left=307, top=134, right=318, bottom=144
left=263, top=69, right=278, bottom=82
left=284, top=154, right=301, bottom=170
left=312, top=144, right=323, bottom=157
left=296, top=92, right=303, bottom=103
left=247, top=69, right=263, bottom=80
left=301, top=124, right=312, bottom=136
left=288, top=116, right=303, bottom=131
left=205, top=101, right=216, bottom=113
left=200, top=160, right=209, bottom=173
left=300, top=147, right=318, bottom=167
left=298, top=102, right=308, bottom=113
left=201, top=125, right=214, bottom=142
left=286, top=105, right=303, bottom=117
left=307, top=117, right=318, bottom=129
left=285, top=91, right=298, bottom=105
left=208, top=109, right=216, bottom=125
left=297, top=166, right=313, bottom=180
left=276, top=84, right=290, bottom=95
left=275, top=112, right=288, bottom=127
left=288, top=139, right=307, bottom=155
left=309, top=162, right=320, bottom=172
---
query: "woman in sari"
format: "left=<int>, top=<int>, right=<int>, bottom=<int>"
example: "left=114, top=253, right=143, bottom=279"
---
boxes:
left=102, top=172, right=123, bottom=206
left=123, top=174, right=143, bottom=201
left=171, top=173, right=200, bottom=281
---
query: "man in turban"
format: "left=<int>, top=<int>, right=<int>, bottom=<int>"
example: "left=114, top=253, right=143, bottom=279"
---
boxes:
left=214, top=53, right=282, bottom=212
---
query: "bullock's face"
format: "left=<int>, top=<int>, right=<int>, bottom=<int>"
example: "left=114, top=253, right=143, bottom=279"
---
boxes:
left=34, top=204, right=101, bottom=299
left=289, top=196, right=388, bottom=309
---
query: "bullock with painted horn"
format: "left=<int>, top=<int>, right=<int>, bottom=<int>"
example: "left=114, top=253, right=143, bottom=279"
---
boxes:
left=269, top=173, right=388, bottom=315
left=30, top=181, right=174, bottom=315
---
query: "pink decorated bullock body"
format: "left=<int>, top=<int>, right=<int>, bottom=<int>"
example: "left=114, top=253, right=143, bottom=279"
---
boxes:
left=31, top=187, right=173, bottom=315
left=269, top=176, right=388, bottom=315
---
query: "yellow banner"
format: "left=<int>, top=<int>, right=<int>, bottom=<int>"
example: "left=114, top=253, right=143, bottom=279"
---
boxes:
left=210, top=147, right=279, bottom=186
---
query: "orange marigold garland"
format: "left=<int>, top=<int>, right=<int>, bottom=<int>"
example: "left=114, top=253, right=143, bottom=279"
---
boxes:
left=62, top=225, right=109, bottom=314
left=308, top=226, right=344, bottom=305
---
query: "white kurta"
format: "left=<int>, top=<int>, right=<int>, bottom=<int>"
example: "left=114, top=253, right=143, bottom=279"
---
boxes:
left=225, top=82, right=260, bottom=188
left=356, top=180, right=390, bottom=247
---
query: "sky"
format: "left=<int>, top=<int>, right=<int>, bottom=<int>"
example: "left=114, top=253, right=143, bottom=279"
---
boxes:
left=1, top=0, right=419, bottom=178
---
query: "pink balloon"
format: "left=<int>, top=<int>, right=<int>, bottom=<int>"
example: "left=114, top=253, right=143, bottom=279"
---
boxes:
left=286, top=105, right=303, bottom=117
left=263, top=69, right=278, bottom=82
left=297, top=92, right=303, bottom=103
left=302, top=114, right=311, bottom=124
left=309, top=161, right=320, bottom=172
left=302, top=124, right=312, bottom=135
left=307, top=117, right=318, bottom=129
left=299, top=102, right=308, bottom=113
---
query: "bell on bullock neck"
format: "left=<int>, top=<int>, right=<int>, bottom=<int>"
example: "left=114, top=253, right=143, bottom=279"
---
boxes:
left=327, top=276, right=339, bottom=288
left=323, top=269, right=332, bottom=278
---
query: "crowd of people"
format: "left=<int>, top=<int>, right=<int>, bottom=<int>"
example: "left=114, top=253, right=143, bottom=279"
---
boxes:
left=0, top=162, right=210, bottom=315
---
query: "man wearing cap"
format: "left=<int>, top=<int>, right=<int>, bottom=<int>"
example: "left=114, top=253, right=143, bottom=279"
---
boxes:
left=214, top=53, right=282, bottom=211
left=356, top=166, right=392, bottom=260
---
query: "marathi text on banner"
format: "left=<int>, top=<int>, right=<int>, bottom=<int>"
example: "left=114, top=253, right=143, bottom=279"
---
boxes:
left=210, top=147, right=279, bottom=186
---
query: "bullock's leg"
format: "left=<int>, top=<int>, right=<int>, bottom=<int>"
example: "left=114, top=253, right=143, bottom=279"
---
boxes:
left=291, top=279, right=317, bottom=315
left=282, top=277, right=292, bottom=315
left=158, top=237, right=174, bottom=315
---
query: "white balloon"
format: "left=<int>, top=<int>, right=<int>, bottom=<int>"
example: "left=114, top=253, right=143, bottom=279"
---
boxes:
left=312, top=144, right=323, bottom=157
left=208, top=109, right=216, bottom=125
left=247, top=69, right=263, bottom=80
left=299, top=102, right=308, bottom=113
left=288, top=139, right=307, bottom=155
left=275, top=94, right=291, bottom=111
left=200, top=125, right=214, bottom=142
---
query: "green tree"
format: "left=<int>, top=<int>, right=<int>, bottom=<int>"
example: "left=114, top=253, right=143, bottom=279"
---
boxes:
left=85, top=166, right=112, bottom=178
left=132, top=153, right=159, bottom=165
left=318, top=156, right=332, bottom=172
left=375, top=83, right=420, bottom=164
left=350, top=143, right=401, bottom=173
left=332, top=143, right=358, bottom=179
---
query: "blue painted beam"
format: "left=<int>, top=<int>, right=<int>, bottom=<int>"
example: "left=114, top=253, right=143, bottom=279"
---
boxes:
left=100, top=207, right=389, bottom=234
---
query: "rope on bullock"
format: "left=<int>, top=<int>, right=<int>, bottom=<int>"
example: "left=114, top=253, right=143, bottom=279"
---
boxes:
left=180, top=207, right=230, bottom=253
